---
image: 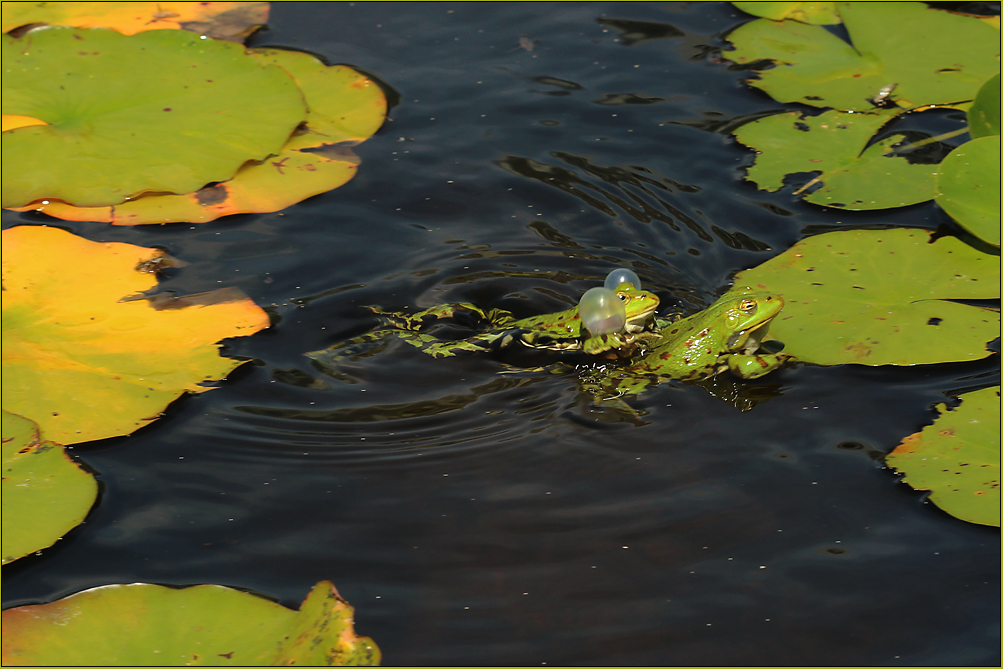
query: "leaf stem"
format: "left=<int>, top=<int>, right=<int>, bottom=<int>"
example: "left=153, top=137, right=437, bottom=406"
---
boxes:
left=882, top=127, right=969, bottom=156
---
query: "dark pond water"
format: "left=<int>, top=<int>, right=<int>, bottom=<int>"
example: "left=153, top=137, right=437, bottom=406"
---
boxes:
left=3, top=2, right=1000, bottom=665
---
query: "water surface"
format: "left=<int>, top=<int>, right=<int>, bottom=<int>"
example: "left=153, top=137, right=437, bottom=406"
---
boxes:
left=3, top=2, right=999, bottom=665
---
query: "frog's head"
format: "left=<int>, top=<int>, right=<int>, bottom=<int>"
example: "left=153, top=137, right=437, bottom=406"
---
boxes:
left=713, top=287, right=784, bottom=353
left=611, top=281, right=660, bottom=332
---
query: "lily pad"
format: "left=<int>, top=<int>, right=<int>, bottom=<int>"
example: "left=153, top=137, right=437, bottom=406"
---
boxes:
left=11, top=49, right=387, bottom=225
left=726, top=2, right=1000, bottom=111
left=731, top=2, right=841, bottom=25
left=731, top=228, right=1000, bottom=366
left=733, top=108, right=938, bottom=209
left=2, top=225, right=270, bottom=445
left=1, top=26, right=306, bottom=208
left=1, top=2, right=268, bottom=41
left=967, top=73, right=1001, bottom=140
left=887, top=386, right=1000, bottom=527
left=935, top=136, right=1001, bottom=247
left=1, top=580, right=380, bottom=665
left=1, top=411, right=98, bottom=565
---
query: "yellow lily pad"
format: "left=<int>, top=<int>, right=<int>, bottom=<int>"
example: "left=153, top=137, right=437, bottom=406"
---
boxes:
left=11, top=49, right=387, bottom=225
left=1, top=226, right=270, bottom=445
left=1, top=411, right=98, bottom=565
left=1, top=2, right=268, bottom=41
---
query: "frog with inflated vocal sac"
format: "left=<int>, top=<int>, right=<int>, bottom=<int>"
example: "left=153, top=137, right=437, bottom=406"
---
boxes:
left=306, top=268, right=663, bottom=372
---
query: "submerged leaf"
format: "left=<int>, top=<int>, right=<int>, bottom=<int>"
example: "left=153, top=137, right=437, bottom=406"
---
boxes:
left=887, top=386, right=1000, bottom=527
left=1, top=26, right=306, bottom=208
left=726, top=2, right=1000, bottom=111
left=731, top=228, right=1000, bottom=366
left=0, top=2, right=269, bottom=41
left=1, top=580, right=380, bottom=666
left=733, top=108, right=938, bottom=209
left=1, top=411, right=98, bottom=564
left=1, top=226, right=270, bottom=445
left=11, top=49, right=387, bottom=225
left=936, top=136, right=1001, bottom=248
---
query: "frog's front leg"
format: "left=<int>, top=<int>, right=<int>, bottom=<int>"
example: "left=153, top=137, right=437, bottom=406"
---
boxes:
left=724, top=352, right=789, bottom=379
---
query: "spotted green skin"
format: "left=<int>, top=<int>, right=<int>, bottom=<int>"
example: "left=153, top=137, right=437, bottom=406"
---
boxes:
left=380, top=282, right=661, bottom=357
left=581, top=287, right=788, bottom=399
left=307, top=283, right=661, bottom=373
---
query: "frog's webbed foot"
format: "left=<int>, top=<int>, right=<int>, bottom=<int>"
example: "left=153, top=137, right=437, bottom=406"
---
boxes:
left=723, top=352, right=790, bottom=379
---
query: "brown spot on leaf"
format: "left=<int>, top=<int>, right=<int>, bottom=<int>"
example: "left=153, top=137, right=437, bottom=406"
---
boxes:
left=271, top=157, right=290, bottom=174
left=195, top=184, right=228, bottom=206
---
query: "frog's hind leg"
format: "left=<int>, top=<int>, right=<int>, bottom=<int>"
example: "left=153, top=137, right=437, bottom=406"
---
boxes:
left=371, top=303, right=516, bottom=331
left=395, top=330, right=508, bottom=358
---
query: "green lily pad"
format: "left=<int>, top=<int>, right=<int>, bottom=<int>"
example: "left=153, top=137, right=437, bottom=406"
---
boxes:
left=967, top=73, right=1001, bottom=140
left=1, top=411, right=98, bottom=564
left=1, top=26, right=306, bottom=208
left=731, top=2, right=841, bottom=25
left=935, top=136, right=1001, bottom=247
left=887, top=386, right=1000, bottom=527
left=250, top=48, right=388, bottom=151
left=726, top=2, right=1000, bottom=111
left=2, top=225, right=270, bottom=445
left=1, top=580, right=380, bottom=665
left=9, top=48, right=387, bottom=225
left=731, top=228, right=1000, bottom=366
left=733, top=108, right=938, bottom=209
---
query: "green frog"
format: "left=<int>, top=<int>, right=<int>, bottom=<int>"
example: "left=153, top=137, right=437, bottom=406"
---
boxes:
left=308, top=281, right=662, bottom=372
left=579, top=286, right=789, bottom=401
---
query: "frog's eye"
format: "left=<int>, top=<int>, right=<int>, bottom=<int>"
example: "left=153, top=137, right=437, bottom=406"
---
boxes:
left=739, top=299, right=757, bottom=313
left=617, top=292, right=630, bottom=302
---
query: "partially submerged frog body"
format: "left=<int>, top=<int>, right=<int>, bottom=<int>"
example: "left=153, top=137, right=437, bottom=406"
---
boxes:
left=579, top=287, right=789, bottom=402
left=374, top=280, right=661, bottom=358
left=306, top=275, right=662, bottom=375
